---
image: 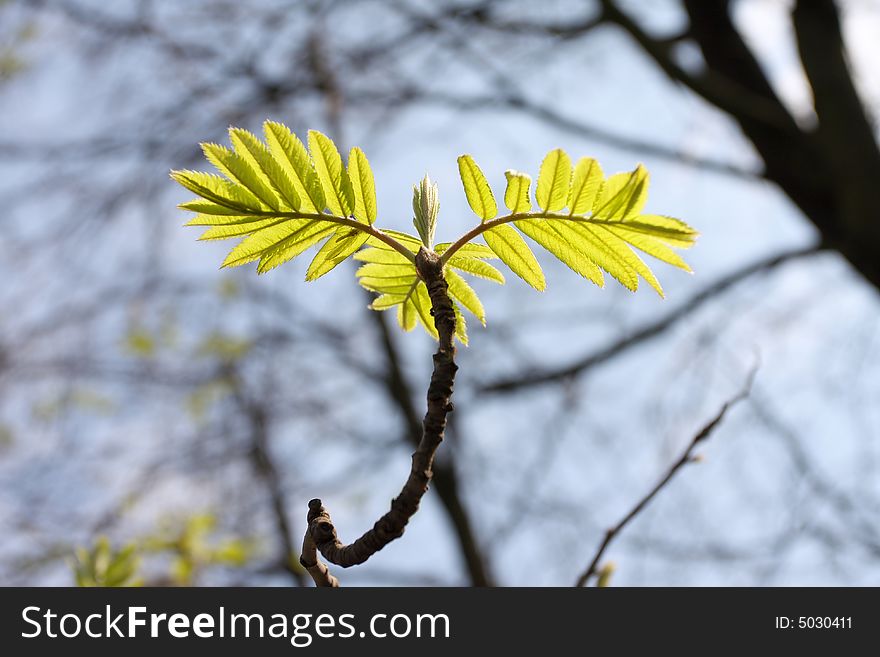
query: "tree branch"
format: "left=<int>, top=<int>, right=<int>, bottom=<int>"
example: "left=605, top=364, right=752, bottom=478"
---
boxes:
left=300, top=524, right=339, bottom=588
left=482, top=245, right=820, bottom=394
left=600, top=0, right=797, bottom=132
left=575, top=366, right=757, bottom=586
left=229, top=370, right=307, bottom=587
left=303, top=248, right=458, bottom=577
left=366, top=303, right=494, bottom=585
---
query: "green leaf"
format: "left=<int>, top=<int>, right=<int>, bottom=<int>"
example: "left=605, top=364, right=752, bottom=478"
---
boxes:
left=446, top=254, right=506, bottom=284
left=201, top=142, right=280, bottom=210
left=198, top=218, right=284, bottom=241
left=263, top=121, right=325, bottom=213
left=586, top=223, right=664, bottom=295
left=354, top=247, right=412, bottom=265
left=602, top=224, right=693, bottom=272
left=445, top=269, right=486, bottom=325
left=348, top=146, right=377, bottom=224
left=185, top=213, right=273, bottom=227
left=435, top=242, right=496, bottom=259
left=178, top=200, right=247, bottom=216
left=593, top=165, right=648, bottom=220
left=412, top=282, right=439, bottom=339
left=308, top=130, right=354, bottom=216
left=397, top=285, right=418, bottom=332
left=536, top=148, right=572, bottom=212
left=607, top=214, right=698, bottom=248
left=305, top=228, right=370, bottom=281
left=221, top=218, right=327, bottom=269
left=367, top=229, right=423, bottom=254
left=457, top=154, right=497, bottom=221
left=356, top=262, right=419, bottom=295
left=568, top=157, right=603, bottom=215
left=483, top=224, right=546, bottom=291
left=453, top=303, right=469, bottom=346
left=356, top=262, right=415, bottom=278
left=503, top=170, right=532, bottom=213
left=562, top=221, right=640, bottom=291
left=257, top=224, right=337, bottom=274
left=370, top=293, right=408, bottom=310
left=515, top=219, right=604, bottom=287
left=229, top=128, right=301, bottom=210
left=170, top=170, right=262, bottom=212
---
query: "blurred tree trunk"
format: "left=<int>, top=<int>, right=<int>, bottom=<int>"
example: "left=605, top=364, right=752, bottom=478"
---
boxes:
left=608, top=0, right=880, bottom=289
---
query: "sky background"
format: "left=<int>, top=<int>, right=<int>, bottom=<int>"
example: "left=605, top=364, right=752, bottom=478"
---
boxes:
left=1, top=0, right=879, bottom=586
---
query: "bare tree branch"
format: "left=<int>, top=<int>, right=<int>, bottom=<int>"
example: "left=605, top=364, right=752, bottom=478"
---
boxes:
left=367, top=305, right=494, bottom=585
left=304, top=249, right=459, bottom=573
left=482, top=245, right=820, bottom=394
left=299, top=529, right=339, bottom=588
left=230, top=370, right=307, bottom=587
left=575, top=365, right=757, bottom=586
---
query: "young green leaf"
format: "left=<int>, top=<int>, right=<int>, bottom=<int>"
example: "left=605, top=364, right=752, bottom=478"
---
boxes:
left=587, top=223, right=664, bottom=295
left=263, top=121, right=325, bottom=213
left=257, top=224, right=337, bottom=274
left=412, top=282, right=440, bottom=340
left=536, top=148, right=572, bottom=212
left=184, top=213, right=273, bottom=227
left=354, top=246, right=412, bottom=265
left=412, top=175, right=439, bottom=248
left=445, top=255, right=506, bottom=284
left=483, top=224, right=546, bottom=291
left=515, top=219, right=604, bottom=287
left=201, top=142, right=280, bottom=210
left=397, top=285, right=418, bottom=332
left=178, top=199, right=249, bottom=216
left=609, top=214, right=697, bottom=248
left=602, top=224, right=693, bottom=272
left=229, top=128, right=301, bottom=211
left=562, top=222, right=640, bottom=291
left=457, top=155, right=497, bottom=221
left=368, top=229, right=423, bottom=254
left=219, top=220, right=306, bottom=268
left=453, top=303, right=469, bottom=346
left=171, top=170, right=262, bottom=213
left=593, top=165, right=648, bottom=220
left=348, top=147, right=377, bottom=224
left=568, top=157, right=603, bottom=215
left=503, top=170, right=532, bottom=214
left=435, top=242, right=497, bottom=259
left=198, top=218, right=284, bottom=241
left=305, top=229, right=370, bottom=281
left=308, top=130, right=354, bottom=216
left=445, top=269, right=486, bottom=325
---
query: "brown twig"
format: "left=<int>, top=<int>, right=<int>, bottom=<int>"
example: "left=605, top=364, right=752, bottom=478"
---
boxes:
left=574, top=366, right=758, bottom=587
left=303, top=248, right=458, bottom=583
left=300, top=524, right=339, bottom=588
left=367, top=304, right=494, bottom=585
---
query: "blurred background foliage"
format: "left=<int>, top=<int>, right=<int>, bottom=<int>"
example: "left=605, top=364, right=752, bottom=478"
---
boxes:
left=1, top=0, right=879, bottom=586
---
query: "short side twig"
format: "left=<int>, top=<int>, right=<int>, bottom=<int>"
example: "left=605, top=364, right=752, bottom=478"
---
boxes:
left=575, top=366, right=758, bottom=587
left=302, top=248, right=458, bottom=582
left=300, top=520, right=339, bottom=588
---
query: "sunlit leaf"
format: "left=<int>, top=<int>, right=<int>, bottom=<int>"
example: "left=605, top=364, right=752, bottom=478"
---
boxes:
left=201, top=142, right=280, bottom=210
left=568, top=157, right=603, bottom=215
left=458, top=154, right=497, bottom=221
left=483, top=224, right=546, bottom=291
left=308, top=129, right=354, bottom=216
left=536, top=148, right=572, bottom=212
left=348, top=146, right=377, bottom=224
left=593, top=165, right=648, bottom=220
left=503, top=170, right=532, bottom=213
left=263, top=121, right=325, bottom=213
